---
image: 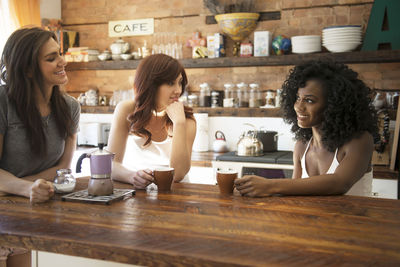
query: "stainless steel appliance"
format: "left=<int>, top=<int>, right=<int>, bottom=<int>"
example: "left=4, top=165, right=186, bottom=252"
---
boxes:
left=77, top=122, right=111, bottom=146
left=76, top=143, right=115, bottom=196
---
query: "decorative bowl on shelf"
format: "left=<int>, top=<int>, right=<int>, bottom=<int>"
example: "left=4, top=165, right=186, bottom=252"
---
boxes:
left=120, top=53, right=132, bottom=60
left=215, top=12, right=260, bottom=56
left=111, top=54, right=121, bottom=60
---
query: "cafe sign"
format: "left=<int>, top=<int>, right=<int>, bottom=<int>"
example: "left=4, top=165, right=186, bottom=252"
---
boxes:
left=108, top=18, right=154, bottom=37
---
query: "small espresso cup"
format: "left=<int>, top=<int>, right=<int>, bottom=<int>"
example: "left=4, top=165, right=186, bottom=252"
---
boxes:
left=153, top=167, right=174, bottom=191
left=216, top=169, right=238, bottom=194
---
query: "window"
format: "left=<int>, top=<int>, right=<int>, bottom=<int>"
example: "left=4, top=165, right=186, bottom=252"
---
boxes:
left=0, top=0, right=17, bottom=56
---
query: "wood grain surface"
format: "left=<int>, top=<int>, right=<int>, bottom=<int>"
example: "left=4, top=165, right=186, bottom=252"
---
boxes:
left=0, top=178, right=399, bottom=266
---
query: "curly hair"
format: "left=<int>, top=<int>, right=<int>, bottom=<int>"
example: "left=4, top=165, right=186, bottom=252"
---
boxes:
left=281, top=60, right=378, bottom=152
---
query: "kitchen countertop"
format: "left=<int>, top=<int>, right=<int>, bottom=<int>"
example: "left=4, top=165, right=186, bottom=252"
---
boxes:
left=0, top=178, right=399, bottom=266
left=78, top=147, right=398, bottom=179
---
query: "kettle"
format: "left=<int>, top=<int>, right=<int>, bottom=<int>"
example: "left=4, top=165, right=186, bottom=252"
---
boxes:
left=237, top=123, right=263, bottom=156
left=76, top=144, right=114, bottom=196
left=110, top=38, right=130, bottom=55
left=213, top=131, right=229, bottom=153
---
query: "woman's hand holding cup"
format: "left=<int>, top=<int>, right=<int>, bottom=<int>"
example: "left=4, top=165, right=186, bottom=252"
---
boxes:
left=130, top=169, right=154, bottom=189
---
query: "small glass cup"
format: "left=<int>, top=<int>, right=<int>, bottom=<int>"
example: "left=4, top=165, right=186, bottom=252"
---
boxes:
left=53, top=169, right=76, bottom=193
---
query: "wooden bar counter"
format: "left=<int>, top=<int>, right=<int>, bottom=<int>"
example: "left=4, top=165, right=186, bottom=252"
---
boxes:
left=0, top=178, right=399, bottom=266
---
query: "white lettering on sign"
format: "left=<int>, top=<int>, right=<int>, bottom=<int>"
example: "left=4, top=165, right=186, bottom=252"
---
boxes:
left=108, top=18, right=154, bottom=37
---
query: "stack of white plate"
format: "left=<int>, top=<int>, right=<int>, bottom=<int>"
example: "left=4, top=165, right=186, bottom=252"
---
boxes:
left=291, top=35, right=321, bottom=54
left=322, top=25, right=362, bottom=52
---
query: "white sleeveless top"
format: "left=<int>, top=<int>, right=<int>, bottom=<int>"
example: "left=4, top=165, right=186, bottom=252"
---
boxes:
left=123, top=134, right=172, bottom=171
left=301, top=138, right=372, bottom=197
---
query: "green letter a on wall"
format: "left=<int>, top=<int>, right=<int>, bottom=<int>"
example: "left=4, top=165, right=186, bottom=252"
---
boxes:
left=362, top=0, right=400, bottom=51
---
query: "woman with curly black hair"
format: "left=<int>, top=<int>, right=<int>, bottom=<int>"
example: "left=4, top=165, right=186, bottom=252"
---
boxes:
left=235, top=61, right=377, bottom=197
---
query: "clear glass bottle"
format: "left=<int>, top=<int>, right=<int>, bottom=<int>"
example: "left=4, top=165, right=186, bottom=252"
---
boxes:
left=249, top=83, right=260, bottom=108
left=199, top=83, right=211, bottom=107
left=275, top=89, right=282, bottom=107
left=257, top=88, right=264, bottom=107
left=223, top=83, right=234, bottom=107
left=237, top=82, right=249, bottom=108
left=187, top=94, right=199, bottom=107
left=265, top=90, right=276, bottom=107
left=142, top=41, right=150, bottom=58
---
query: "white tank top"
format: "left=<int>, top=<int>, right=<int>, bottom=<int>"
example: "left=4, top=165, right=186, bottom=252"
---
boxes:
left=301, top=138, right=372, bottom=197
left=123, top=134, right=172, bottom=171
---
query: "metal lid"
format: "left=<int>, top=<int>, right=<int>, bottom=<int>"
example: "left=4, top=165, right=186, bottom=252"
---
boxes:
left=92, top=144, right=114, bottom=156
left=56, top=168, right=72, bottom=175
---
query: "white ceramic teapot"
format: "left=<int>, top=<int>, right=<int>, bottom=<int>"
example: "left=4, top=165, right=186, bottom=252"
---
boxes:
left=110, top=38, right=130, bottom=55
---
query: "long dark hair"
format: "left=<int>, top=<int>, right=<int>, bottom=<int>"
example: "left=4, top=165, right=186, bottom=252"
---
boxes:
left=128, top=54, right=193, bottom=146
left=281, top=60, right=378, bottom=152
left=0, top=27, right=74, bottom=156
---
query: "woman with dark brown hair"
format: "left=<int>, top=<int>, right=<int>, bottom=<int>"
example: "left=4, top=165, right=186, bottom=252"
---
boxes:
left=0, top=27, right=80, bottom=266
left=108, top=54, right=196, bottom=189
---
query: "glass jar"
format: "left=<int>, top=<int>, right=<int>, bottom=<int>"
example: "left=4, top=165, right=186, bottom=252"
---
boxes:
left=265, top=90, right=275, bottom=107
left=187, top=94, right=199, bottom=107
left=211, top=91, right=220, bottom=108
left=199, top=83, right=211, bottom=107
left=54, top=168, right=76, bottom=193
left=223, top=83, right=235, bottom=107
left=392, top=92, right=399, bottom=109
left=249, top=83, right=260, bottom=108
left=257, top=89, right=264, bottom=107
left=237, top=82, right=249, bottom=108
left=275, top=89, right=282, bottom=107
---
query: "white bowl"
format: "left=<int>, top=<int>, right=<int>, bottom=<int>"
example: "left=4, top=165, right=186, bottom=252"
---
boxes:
left=322, top=39, right=362, bottom=44
left=323, top=35, right=362, bottom=40
left=131, top=52, right=142, bottom=60
left=111, top=54, right=121, bottom=60
left=98, top=54, right=109, bottom=61
left=323, top=25, right=361, bottom=31
left=291, top=35, right=321, bottom=54
left=323, top=42, right=361, bottom=52
left=291, top=35, right=321, bottom=41
left=120, top=54, right=132, bottom=60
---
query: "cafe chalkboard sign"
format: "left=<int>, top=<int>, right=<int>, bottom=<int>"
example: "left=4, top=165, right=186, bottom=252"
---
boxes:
left=109, top=18, right=154, bottom=37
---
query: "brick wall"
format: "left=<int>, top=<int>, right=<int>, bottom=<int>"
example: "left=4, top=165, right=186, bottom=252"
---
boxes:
left=62, top=0, right=400, bottom=98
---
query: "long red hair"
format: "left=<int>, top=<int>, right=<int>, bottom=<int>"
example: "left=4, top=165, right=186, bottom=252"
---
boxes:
left=128, top=54, right=193, bottom=146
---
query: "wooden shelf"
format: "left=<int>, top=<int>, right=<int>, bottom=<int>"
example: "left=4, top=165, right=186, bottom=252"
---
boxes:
left=193, top=107, right=282, bottom=117
left=80, top=105, right=115, bottom=113
left=80, top=106, right=282, bottom=117
left=66, top=50, right=400, bottom=71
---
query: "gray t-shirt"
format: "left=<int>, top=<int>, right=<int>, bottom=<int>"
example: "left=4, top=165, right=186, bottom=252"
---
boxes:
left=0, top=86, right=80, bottom=177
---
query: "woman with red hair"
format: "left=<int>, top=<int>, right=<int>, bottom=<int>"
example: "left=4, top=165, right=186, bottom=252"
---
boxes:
left=108, top=54, right=196, bottom=189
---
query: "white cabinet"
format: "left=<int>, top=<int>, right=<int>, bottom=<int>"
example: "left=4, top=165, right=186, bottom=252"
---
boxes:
left=372, top=178, right=398, bottom=199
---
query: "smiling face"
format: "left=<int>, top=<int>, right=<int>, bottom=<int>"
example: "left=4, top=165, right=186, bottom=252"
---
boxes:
left=155, top=74, right=183, bottom=110
left=38, top=37, right=68, bottom=90
left=294, top=79, right=326, bottom=128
